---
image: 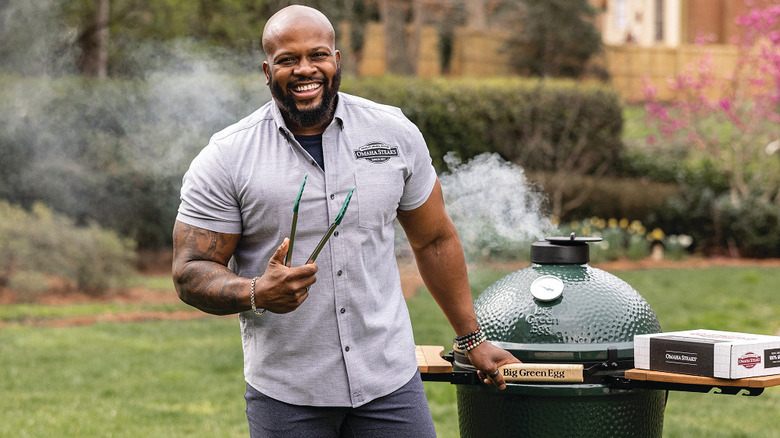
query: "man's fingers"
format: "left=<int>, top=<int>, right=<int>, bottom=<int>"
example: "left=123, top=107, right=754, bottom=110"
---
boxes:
left=270, top=238, right=289, bottom=265
left=489, top=369, right=506, bottom=389
left=478, top=369, right=507, bottom=389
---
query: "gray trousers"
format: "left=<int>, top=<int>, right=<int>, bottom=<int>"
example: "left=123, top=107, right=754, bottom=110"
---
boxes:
left=244, top=370, right=437, bottom=438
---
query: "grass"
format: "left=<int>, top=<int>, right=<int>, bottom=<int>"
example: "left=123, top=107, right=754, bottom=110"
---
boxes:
left=1, top=266, right=779, bottom=437
left=124, top=273, right=176, bottom=290
left=622, top=104, right=654, bottom=145
left=0, top=274, right=185, bottom=323
left=0, top=302, right=189, bottom=323
left=0, top=318, right=246, bottom=437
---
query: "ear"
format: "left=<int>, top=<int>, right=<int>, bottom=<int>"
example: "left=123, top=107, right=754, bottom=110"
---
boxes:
left=335, top=50, right=341, bottom=66
left=262, top=61, right=271, bottom=85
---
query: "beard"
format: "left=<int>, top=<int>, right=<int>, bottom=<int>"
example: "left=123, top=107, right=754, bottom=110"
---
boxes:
left=270, top=67, right=342, bottom=129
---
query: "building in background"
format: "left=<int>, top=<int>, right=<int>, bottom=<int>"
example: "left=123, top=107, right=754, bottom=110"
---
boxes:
left=595, top=0, right=749, bottom=47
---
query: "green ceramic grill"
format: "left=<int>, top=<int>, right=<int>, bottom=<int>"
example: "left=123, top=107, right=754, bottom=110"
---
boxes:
left=455, top=235, right=667, bottom=438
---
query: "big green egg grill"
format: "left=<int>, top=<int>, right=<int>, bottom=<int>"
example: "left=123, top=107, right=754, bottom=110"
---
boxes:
left=454, top=235, right=666, bottom=438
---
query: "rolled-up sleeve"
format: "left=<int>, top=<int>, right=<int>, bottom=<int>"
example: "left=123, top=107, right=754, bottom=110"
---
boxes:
left=176, top=142, right=243, bottom=235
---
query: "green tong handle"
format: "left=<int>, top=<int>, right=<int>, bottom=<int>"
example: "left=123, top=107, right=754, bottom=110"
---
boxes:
left=307, top=187, right=355, bottom=264
left=285, top=174, right=308, bottom=266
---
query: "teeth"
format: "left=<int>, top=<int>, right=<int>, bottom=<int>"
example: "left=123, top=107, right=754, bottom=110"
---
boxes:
left=294, top=83, right=320, bottom=92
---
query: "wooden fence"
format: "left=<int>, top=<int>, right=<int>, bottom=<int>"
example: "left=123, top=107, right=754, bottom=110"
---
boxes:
left=605, top=44, right=739, bottom=102
left=347, top=22, right=742, bottom=102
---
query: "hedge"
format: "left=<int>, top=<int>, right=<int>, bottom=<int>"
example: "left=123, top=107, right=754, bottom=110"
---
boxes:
left=342, top=76, right=625, bottom=173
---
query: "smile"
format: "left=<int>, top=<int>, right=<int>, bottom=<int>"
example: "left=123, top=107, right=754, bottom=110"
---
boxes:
left=293, top=83, right=322, bottom=92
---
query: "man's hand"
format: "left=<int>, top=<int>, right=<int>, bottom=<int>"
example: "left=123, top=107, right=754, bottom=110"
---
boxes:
left=466, top=342, right=522, bottom=390
left=254, top=238, right=318, bottom=314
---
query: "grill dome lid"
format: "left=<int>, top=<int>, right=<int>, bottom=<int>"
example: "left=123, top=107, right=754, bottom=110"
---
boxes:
left=473, top=236, right=661, bottom=363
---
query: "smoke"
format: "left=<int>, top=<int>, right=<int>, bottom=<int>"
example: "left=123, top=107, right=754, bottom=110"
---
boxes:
left=0, top=1, right=271, bottom=246
left=439, top=152, right=557, bottom=262
left=134, top=40, right=271, bottom=176
left=0, top=0, right=79, bottom=76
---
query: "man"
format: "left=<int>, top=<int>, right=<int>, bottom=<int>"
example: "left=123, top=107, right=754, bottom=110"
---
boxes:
left=172, top=5, right=519, bottom=437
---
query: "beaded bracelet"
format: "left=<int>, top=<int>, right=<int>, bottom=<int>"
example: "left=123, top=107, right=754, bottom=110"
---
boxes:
left=455, top=327, right=486, bottom=352
left=250, top=277, right=266, bottom=315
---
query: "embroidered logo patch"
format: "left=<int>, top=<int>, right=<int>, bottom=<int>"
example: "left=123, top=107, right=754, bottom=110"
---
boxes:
left=353, top=142, right=399, bottom=163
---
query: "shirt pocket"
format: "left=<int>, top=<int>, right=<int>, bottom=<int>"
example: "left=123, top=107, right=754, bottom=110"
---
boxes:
left=354, top=170, right=404, bottom=231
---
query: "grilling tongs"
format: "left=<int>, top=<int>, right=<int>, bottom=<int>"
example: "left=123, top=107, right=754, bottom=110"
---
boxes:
left=284, top=173, right=355, bottom=266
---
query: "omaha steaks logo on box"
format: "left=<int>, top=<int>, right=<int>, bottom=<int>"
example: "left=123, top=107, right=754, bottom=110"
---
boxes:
left=738, top=352, right=762, bottom=369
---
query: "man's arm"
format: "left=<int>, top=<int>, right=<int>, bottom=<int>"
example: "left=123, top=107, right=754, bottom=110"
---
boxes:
left=397, top=179, right=520, bottom=389
left=172, top=220, right=317, bottom=315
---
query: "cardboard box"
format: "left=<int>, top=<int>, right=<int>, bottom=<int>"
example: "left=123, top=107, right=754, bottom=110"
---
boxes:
left=634, top=329, right=780, bottom=379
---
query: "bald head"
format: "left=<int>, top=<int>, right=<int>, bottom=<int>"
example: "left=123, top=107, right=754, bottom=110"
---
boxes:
left=262, top=5, right=336, bottom=58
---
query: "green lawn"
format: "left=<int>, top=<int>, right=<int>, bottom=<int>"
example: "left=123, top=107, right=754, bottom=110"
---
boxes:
left=1, top=266, right=778, bottom=437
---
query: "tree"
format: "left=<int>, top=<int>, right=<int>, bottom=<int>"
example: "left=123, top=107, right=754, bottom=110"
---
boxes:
left=643, top=1, right=780, bottom=207
left=505, top=0, right=602, bottom=78
left=77, top=0, right=110, bottom=77
left=379, top=0, right=414, bottom=75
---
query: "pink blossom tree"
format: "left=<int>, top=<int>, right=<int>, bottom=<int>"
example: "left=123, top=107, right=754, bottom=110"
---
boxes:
left=643, top=0, right=780, bottom=206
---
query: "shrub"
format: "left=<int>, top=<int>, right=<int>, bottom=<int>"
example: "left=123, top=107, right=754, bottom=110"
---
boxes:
left=0, top=201, right=137, bottom=295
left=646, top=189, right=780, bottom=258
left=341, top=76, right=624, bottom=174
left=527, top=171, right=678, bottom=222
left=714, top=195, right=780, bottom=258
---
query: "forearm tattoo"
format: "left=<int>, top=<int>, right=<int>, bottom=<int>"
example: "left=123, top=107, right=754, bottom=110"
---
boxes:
left=173, top=222, right=244, bottom=314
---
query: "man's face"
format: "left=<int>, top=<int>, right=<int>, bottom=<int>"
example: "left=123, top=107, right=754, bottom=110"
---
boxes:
left=263, top=19, right=341, bottom=133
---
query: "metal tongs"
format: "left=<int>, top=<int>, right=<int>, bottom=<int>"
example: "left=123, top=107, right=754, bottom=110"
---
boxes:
left=284, top=173, right=355, bottom=266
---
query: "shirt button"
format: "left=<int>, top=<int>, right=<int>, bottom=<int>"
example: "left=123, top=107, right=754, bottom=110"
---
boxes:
left=345, top=346, right=350, bottom=352
left=334, top=231, right=339, bottom=237
left=337, top=270, right=343, bottom=276
left=340, top=308, right=346, bottom=314
left=330, top=194, right=335, bottom=200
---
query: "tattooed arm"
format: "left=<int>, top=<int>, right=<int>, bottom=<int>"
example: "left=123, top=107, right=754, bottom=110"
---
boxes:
left=172, top=220, right=318, bottom=315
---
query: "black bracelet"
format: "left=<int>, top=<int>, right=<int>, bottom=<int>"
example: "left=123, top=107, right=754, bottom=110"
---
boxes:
left=455, top=327, right=486, bottom=352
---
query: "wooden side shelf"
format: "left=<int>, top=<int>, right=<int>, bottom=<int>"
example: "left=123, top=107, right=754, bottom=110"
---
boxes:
left=624, top=369, right=780, bottom=388
left=415, top=345, right=780, bottom=396
left=416, top=345, right=453, bottom=374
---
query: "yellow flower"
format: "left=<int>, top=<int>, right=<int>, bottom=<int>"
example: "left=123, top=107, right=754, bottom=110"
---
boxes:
left=608, top=218, right=618, bottom=228
left=619, top=218, right=629, bottom=229
left=650, top=228, right=665, bottom=241
left=590, top=216, right=600, bottom=226
left=570, top=221, right=580, bottom=230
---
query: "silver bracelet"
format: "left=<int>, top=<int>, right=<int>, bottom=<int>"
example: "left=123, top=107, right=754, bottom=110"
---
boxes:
left=250, top=277, right=266, bottom=315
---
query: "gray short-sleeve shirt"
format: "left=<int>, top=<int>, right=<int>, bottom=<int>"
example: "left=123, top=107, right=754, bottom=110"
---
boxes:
left=177, top=92, right=437, bottom=407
